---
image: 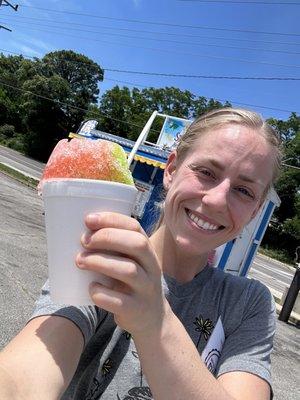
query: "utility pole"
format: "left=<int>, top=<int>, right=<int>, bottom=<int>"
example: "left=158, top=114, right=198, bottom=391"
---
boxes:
left=0, top=1, right=18, bottom=11
left=278, top=247, right=300, bottom=324
left=0, top=0, right=18, bottom=32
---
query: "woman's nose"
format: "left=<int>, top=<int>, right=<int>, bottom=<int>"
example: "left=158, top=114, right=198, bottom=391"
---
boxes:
left=201, top=180, right=230, bottom=212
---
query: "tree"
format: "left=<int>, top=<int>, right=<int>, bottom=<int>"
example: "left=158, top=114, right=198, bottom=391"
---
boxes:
left=267, top=113, right=300, bottom=142
left=22, top=75, right=70, bottom=160
left=98, top=86, right=133, bottom=138
left=0, top=54, right=36, bottom=132
left=193, top=97, right=230, bottom=118
left=97, top=86, right=230, bottom=143
left=262, top=127, right=300, bottom=262
left=39, top=50, right=104, bottom=131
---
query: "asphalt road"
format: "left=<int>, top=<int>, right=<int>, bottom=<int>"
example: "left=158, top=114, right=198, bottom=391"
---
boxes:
left=0, top=173, right=48, bottom=347
left=0, top=173, right=299, bottom=399
left=0, top=143, right=45, bottom=179
left=250, top=256, right=294, bottom=296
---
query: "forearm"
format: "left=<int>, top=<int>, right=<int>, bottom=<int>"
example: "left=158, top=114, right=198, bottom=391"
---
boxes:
left=133, top=310, right=233, bottom=400
left=0, top=364, right=24, bottom=400
left=0, top=316, right=84, bottom=400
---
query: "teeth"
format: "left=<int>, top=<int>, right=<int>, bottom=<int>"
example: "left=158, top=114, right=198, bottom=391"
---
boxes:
left=188, top=211, right=219, bottom=231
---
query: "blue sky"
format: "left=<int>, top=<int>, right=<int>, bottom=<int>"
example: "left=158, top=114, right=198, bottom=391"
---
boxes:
left=0, top=0, right=299, bottom=121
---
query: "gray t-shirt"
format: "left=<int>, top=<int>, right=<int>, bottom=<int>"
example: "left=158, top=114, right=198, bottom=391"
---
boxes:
left=30, top=265, right=276, bottom=399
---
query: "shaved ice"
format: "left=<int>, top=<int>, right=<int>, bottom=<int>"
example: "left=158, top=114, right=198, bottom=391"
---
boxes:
left=38, top=138, right=134, bottom=194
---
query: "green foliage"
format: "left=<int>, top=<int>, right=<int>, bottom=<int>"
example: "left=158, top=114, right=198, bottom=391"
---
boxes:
left=267, top=113, right=300, bottom=142
left=0, top=50, right=104, bottom=161
left=262, top=130, right=300, bottom=262
left=97, top=85, right=230, bottom=143
left=39, top=50, right=104, bottom=131
left=258, top=247, right=294, bottom=266
left=0, top=124, right=15, bottom=138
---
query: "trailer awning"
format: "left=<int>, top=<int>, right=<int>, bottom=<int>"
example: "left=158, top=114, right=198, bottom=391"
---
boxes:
left=127, top=153, right=166, bottom=169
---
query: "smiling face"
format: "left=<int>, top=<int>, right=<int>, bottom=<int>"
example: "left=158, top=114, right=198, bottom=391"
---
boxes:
left=162, top=123, right=275, bottom=256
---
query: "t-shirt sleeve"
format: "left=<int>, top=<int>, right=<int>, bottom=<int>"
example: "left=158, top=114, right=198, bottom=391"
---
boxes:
left=28, top=280, right=108, bottom=347
left=215, top=279, right=276, bottom=390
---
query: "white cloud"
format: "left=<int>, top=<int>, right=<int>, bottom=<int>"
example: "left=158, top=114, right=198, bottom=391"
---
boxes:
left=20, top=45, right=42, bottom=57
left=8, top=31, right=54, bottom=58
left=28, top=37, right=53, bottom=52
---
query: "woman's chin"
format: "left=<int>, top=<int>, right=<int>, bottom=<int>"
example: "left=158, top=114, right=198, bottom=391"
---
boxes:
left=174, top=236, right=211, bottom=257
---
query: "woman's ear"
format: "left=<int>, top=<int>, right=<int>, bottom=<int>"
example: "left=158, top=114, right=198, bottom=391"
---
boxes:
left=163, top=151, right=177, bottom=190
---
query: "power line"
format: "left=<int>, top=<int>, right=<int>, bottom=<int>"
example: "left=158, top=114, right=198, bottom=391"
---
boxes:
left=1, top=13, right=299, bottom=47
left=0, top=1, right=18, bottom=11
left=178, top=0, right=300, bottom=4
left=282, top=163, right=300, bottom=170
left=0, top=49, right=297, bottom=114
left=104, top=77, right=296, bottom=113
left=1, top=48, right=299, bottom=81
left=0, top=24, right=11, bottom=31
left=105, top=68, right=300, bottom=81
left=1, top=16, right=300, bottom=56
left=0, top=79, right=160, bottom=133
left=0, top=78, right=298, bottom=171
left=3, top=24, right=300, bottom=69
left=0, top=79, right=298, bottom=171
left=0, top=0, right=18, bottom=32
left=17, top=3, right=300, bottom=37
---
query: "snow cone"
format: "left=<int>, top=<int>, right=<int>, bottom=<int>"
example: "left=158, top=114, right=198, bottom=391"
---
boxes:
left=40, top=138, right=137, bottom=305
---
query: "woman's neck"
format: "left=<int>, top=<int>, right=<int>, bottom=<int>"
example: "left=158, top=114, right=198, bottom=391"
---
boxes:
left=150, top=225, right=208, bottom=284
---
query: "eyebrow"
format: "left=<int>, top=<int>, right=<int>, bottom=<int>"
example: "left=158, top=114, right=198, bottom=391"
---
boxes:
left=206, top=159, right=258, bottom=185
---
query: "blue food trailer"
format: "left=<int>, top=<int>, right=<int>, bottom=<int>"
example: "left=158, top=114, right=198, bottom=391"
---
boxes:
left=70, top=112, right=281, bottom=277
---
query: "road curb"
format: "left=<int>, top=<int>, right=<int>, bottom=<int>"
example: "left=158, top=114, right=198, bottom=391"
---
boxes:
left=0, top=162, right=40, bottom=183
left=270, top=288, right=300, bottom=325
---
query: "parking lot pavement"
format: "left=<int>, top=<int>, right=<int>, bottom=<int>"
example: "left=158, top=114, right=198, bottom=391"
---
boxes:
left=272, top=320, right=300, bottom=400
left=0, top=173, right=299, bottom=399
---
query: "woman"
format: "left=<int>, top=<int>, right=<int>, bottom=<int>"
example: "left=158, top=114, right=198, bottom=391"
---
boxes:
left=0, top=108, right=281, bottom=400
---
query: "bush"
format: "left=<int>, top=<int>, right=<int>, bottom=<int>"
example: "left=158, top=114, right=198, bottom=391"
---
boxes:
left=0, top=124, right=16, bottom=138
left=261, top=223, right=297, bottom=264
left=259, top=246, right=294, bottom=266
left=6, top=133, right=26, bottom=153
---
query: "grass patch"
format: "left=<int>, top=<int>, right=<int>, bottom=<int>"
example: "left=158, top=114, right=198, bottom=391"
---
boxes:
left=0, top=162, right=38, bottom=189
left=258, top=246, right=295, bottom=267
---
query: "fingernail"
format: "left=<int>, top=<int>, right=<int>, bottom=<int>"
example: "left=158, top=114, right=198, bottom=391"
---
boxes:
left=76, top=253, right=85, bottom=268
left=86, top=214, right=98, bottom=224
left=89, top=282, right=100, bottom=295
left=82, top=232, right=91, bottom=245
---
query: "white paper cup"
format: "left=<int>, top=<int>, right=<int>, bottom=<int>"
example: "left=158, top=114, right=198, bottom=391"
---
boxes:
left=42, top=178, right=137, bottom=306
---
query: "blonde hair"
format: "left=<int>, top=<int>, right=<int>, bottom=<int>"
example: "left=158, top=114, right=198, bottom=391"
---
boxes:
left=150, top=107, right=283, bottom=234
left=177, top=107, right=283, bottom=185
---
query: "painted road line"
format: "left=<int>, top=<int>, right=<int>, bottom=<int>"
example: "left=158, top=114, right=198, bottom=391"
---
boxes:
left=251, top=266, right=290, bottom=284
left=252, top=263, right=294, bottom=283
left=253, top=261, right=294, bottom=278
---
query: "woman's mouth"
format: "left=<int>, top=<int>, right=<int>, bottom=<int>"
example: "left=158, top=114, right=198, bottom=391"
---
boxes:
left=186, top=209, right=225, bottom=232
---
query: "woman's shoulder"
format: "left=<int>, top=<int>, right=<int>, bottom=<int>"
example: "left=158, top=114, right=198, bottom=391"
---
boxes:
left=210, top=267, right=274, bottom=311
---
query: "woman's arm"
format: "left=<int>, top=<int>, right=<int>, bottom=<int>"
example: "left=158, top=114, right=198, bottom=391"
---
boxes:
left=0, top=315, right=84, bottom=400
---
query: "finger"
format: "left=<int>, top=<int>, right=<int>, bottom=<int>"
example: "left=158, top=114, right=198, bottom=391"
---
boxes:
left=76, top=251, right=147, bottom=291
left=84, top=212, right=146, bottom=236
left=81, top=228, right=160, bottom=276
left=89, top=282, right=130, bottom=314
